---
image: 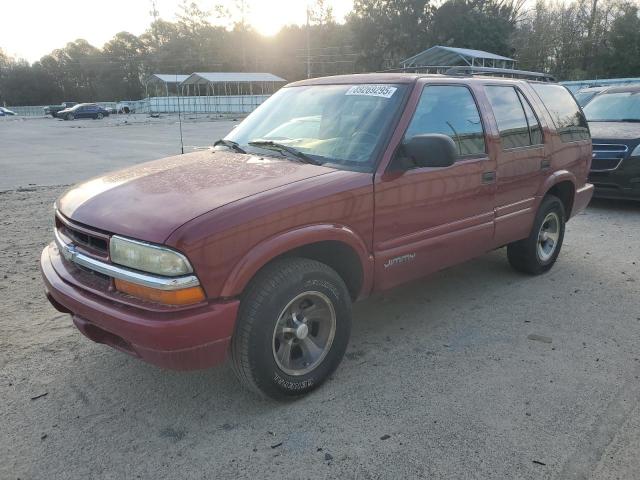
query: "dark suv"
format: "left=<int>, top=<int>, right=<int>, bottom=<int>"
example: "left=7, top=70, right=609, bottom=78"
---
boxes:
left=583, top=85, right=640, bottom=200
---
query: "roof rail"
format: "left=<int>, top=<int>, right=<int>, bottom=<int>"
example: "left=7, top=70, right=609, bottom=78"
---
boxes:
left=445, top=66, right=556, bottom=82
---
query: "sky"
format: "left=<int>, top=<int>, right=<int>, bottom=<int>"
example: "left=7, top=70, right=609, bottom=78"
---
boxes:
left=0, top=0, right=354, bottom=63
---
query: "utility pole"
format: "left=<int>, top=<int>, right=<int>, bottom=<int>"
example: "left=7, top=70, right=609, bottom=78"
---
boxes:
left=149, top=0, right=159, bottom=22
left=306, top=4, right=311, bottom=78
left=239, top=0, right=247, bottom=70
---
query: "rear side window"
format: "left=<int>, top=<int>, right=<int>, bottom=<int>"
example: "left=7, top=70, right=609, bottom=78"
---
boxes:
left=517, top=90, right=543, bottom=145
left=485, top=86, right=535, bottom=149
left=405, top=85, right=485, bottom=156
left=531, top=84, right=589, bottom=142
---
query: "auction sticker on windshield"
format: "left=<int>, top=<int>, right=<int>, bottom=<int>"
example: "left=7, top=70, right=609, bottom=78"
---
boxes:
left=345, top=85, right=397, bottom=98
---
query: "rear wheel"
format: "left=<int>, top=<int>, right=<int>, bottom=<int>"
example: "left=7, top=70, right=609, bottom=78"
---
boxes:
left=507, top=194, right=566, bottom=275
left=231, top=257, right=351, bottom=400
left=96, top=113, right=104, bottom=119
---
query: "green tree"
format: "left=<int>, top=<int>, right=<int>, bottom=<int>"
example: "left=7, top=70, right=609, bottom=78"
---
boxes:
left=603, top=4, right=640, bottom=77
left=99, top=32, right=147, bottom=100
left=348, top=0, right=433, bottom=70
left=428, top=0, right=521, bottom=57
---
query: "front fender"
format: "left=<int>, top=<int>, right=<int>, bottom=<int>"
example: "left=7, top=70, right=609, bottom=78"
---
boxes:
left=220, top=224, right=374, bottom=299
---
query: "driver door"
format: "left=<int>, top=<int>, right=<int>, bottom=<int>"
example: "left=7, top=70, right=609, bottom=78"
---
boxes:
left=373, top=82, right=497, bottom=291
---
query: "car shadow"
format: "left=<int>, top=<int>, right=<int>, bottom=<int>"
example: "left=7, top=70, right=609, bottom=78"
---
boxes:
left=588, top=197, right=640, bottom=212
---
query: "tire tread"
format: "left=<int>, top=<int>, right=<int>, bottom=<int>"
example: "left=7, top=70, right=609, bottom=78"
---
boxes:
left=230, top=257, right=349, bottom=398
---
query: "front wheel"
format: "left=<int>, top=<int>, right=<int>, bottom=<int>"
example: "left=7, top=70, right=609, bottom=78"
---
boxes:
left=231, top=257, right=352, bottom=400
left=66, top=113, right=74, bottom=121
left=507, top=194, right=566, bottom=275
left=96, top=113, right=103, bottom=119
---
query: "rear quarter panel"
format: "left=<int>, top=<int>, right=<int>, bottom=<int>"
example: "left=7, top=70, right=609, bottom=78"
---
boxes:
left=524, top=83, right=592, bottom=213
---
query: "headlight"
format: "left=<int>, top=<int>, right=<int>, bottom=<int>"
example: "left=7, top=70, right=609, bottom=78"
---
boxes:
left=110, top=236, right=193, bottom=276
left=631, top=143, right=640, bottom=157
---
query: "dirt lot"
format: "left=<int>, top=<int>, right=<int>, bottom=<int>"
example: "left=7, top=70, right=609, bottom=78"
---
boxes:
left=1, top=117, right=639, bottom=479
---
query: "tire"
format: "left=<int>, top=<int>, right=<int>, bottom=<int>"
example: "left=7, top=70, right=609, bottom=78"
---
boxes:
left=507, top=194, right=566, bottom=275
left=66, top=114, right=74, bottom=121
left=96, top=113, right=103, bottom=119
left=231, top=257, right=352, bottom=400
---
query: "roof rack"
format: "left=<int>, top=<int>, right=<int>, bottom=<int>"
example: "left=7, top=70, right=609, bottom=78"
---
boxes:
left=445, top=66, right=556, bottom=82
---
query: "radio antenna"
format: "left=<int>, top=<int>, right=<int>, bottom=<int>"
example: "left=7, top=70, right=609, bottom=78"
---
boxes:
left=176, top=73, right=184, bottom=154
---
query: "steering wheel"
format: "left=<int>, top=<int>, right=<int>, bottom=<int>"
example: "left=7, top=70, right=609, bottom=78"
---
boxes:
left=344, top=131, right=377, bottom=162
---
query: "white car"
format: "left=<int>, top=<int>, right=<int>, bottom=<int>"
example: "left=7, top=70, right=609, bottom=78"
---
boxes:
left=0, top=107, right=17, bottom=116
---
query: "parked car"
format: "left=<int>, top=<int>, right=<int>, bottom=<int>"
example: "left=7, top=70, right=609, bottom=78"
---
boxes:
left=44, top=102, right=77, bottom=118
left=41, top=73, right=593, bottom=399
left=573, top=86, right=608, bottom=107
left=58, top=103, right=110, bottom=120
left=0, top=107, right=17, bottom=116
left=583, top=85, right=640, bottom=200
left=117, top=102, right=134, bottom=114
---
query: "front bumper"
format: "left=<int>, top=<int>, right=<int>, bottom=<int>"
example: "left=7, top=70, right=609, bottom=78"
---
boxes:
left=588, top=157, right=640, bottom=201
left=40, top=243, right=239, bottom=370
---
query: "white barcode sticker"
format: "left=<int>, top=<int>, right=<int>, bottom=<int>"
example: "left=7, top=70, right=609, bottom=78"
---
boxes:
left=345, top=85, right=397, bottom=98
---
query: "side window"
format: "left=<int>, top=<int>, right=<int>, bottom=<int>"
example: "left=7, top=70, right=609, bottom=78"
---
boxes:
left=404, top=85, right=486, bottom=157
left=531, top=83, right=590, bottom=142
left=485, top=86, right=532, bottom=149
left=517, top=90, right=543, bottom=145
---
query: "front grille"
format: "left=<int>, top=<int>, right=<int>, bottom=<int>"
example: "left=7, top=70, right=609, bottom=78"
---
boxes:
left=62, top=226, right=108, bottom=253
left=591, top=144, right=628, bottom=172
left=55, top=213, right=110, bottom=258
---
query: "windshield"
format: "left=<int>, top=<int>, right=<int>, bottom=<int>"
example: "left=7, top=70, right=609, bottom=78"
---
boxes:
left=583, top=92, right=640, bottom=121
left=224, top=84, right=407, bottom=171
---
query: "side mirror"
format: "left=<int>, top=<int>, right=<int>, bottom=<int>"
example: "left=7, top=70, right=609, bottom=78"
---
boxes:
left=402, top=133, right=457, bottom=168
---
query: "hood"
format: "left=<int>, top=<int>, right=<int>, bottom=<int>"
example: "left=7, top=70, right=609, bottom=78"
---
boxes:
left=57, top=150, right=335, bottom=243
left=589, top=121, right=640, bottom=141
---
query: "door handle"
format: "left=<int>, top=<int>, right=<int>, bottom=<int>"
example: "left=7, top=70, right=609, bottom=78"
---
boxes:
left=481, top=171, right=496, bottom=184
left=540, top=159, right=551, bottom=170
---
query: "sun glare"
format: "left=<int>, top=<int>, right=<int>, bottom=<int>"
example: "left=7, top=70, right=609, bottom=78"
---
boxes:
left=247, top=0, right=307, bottom=37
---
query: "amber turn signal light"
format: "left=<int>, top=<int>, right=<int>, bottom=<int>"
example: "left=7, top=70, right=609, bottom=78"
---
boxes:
left=114, top=279, right=206, bottom=306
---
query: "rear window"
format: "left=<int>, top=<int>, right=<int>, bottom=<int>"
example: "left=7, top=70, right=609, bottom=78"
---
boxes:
left=531, top=84, right=589, bottom=142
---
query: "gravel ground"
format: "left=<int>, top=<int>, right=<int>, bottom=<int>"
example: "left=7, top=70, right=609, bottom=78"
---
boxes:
left=1, top=118, right=639, bottom=479
left=0, top=115, right=237, bottom=190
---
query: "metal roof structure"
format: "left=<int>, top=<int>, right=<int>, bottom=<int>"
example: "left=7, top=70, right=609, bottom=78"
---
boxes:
left=181, top=72, right=286, bottom=86
left=400, top=46, right=515, bottom=69
left=147, top=74, right=190, bottom=85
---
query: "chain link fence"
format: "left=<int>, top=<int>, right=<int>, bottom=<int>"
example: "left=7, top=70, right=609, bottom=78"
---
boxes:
left=6, top=94, right=269, bottom=118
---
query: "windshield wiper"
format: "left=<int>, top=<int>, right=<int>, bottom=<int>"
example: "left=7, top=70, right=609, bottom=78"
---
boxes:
left=248, top=140, right=323, bottom=165
left=213, top=139, right=246, bottom=154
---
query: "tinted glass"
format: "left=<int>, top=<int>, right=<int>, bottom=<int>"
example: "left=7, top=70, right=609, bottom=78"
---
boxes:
left=532, top=84, right=589, bottom=142
left=517, top=90, right=543, bottom=145
left=226, top=84, right=408, bottom=172
left=405, top=85, right=485, bottom=156
left=485, top=86, right=531, bottom=149
left=574, top=91, right=598, bottom=107
left=583, top=91, right=640, bottom=122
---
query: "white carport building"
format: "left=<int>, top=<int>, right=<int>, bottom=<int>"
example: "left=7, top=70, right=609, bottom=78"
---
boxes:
left=179, top=72, right=286, bottom=96
left=145, top=74, right=190, bottom=97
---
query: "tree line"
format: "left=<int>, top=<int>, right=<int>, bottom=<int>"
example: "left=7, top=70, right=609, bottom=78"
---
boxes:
left=1, top=0, right=639, bottom=106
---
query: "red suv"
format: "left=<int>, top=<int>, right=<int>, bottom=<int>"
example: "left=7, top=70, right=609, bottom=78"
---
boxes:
left=41, top=73, right=593, bottom=399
